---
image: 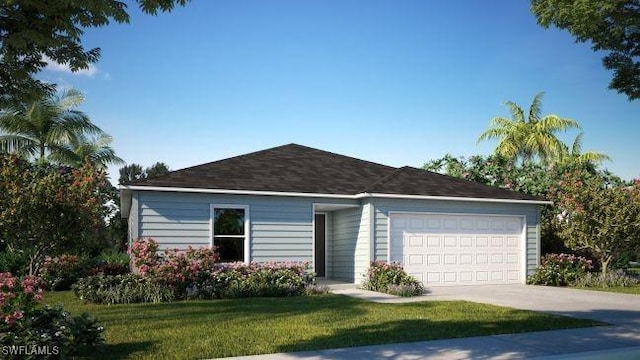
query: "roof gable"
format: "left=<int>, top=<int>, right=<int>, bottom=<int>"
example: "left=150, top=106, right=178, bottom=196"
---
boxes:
left=126, top=143, right=542, bottom=202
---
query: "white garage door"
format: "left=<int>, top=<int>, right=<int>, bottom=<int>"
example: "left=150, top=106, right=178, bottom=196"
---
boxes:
left=390, top=213, right=524, bottom=286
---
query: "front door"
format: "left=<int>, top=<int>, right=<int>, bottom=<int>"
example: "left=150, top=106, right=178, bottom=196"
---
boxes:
left=314, top=213, right=326, bottom=277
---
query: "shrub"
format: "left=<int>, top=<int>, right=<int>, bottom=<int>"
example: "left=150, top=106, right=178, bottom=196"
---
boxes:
left=86, top=263, right=130, bottom=277
left=0, top=272, right=104, bottom=358
left=98, top=248, right=131, bottom=267
left=304, top=284, right=330, bottom=295
left=40, top=254, right=88, bottom=291
left=72, top=274, right=174, bottom=304
left=129, top=238, right=160, bottom=275
left=217, top=262, right=310, bottom=298
left=572, top=269, right=640, bottom=288
left=386, top=283, right=425, bottom=297
left=0, top=250, right=29, bottom=276
left=528, top=253, right=593, bottom=286
left=127, top=238, right=314, bottom=300
left=362, top=261, right=425, bottom=297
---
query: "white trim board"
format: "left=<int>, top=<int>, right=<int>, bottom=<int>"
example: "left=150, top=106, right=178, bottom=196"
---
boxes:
left=122, top=185, right=551, bottom=205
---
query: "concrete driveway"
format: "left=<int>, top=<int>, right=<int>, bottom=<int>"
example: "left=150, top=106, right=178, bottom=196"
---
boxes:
left=334, top=284, right=640, bottom=325
left=421, top=284, right=640, bottom=326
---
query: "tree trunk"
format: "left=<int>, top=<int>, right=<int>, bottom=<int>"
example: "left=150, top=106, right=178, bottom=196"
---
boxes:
left=600, top=255, right=612, bottom=278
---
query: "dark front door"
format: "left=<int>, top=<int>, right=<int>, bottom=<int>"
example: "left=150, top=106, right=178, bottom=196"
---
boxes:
left=314, top=213, right=326, bottom=277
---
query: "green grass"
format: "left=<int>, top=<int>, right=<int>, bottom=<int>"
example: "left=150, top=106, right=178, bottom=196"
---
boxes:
left=575, top=286, right=640, bottom=295
left=45, top=291, right=601, bottom=359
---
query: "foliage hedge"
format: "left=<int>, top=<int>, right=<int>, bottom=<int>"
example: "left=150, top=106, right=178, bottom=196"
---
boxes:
left=0, top=272, right=104, bottom=359
left=527, top=253, right=593, bottom=286
left=362, top=261, right=425, bottom=297
left=73, top=238, right=316, bottom=304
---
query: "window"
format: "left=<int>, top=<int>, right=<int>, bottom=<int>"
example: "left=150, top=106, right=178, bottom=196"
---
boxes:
left=212, top=205, right=248, bottom=262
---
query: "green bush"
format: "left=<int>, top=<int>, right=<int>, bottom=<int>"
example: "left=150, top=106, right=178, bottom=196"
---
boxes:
left=0, top=305, right=105, bottom=359
left=40, top=254, right=89, bottom=291
left=86, top=263, right=130, bottom=277
left=1, top=272, right=104, bottom=359
left=0, top=250, right=29, bottom=276
left=221, top=266, right=306, bottom=298
left=304, top=284, right=330, bottom=295
left=528, top=253, right=593, bottom=286
left=126, top=239, right=314, bottom=301
left=97, top=249, right=131, bottom=267
left=72, top=274, right=174, bottom=304
left=362, top=261, right=425, bottom=297
left=572, top=269, right=640, bottom=288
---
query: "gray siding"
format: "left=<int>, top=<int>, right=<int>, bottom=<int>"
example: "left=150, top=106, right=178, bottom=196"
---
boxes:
left=331, top=207, right=361, bottom=281
left=325, top=212, right=333, bottom=278
left=134, top=191, right=358, bottom=264
left=128, top=192, right=139, bottom=249
left=372, top=198, right=541, bottom=277
left=354, top=202, right=371, bottom=283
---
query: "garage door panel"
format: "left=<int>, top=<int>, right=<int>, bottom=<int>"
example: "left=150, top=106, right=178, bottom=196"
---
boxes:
left=427, top=236, right=440, bottom=247
left=476, top=236, right=489, bottom=247
left=408, top=236, right=423, bottom=247
left=443, top=254, right=457, bottom=265
left=391, top=213, right=523, bottom=286
left=443, top=236, right=457, bottom=247
left=408, top=254, right=424, bottom=265
left=460, top=236, right=473, bottom=247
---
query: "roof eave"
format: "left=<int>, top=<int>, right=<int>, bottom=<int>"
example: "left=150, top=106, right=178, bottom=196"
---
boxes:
left=119, top=185, right=551, bottom=205
left=356, top=192, right=552, bottom=205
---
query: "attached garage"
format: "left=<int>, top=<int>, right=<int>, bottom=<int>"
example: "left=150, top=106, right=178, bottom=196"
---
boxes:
left=389, top=213, right=525, bottom=286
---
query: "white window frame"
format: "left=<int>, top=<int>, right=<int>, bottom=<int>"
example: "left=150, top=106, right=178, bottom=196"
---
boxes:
left=210, top=204, right=250, bottom=263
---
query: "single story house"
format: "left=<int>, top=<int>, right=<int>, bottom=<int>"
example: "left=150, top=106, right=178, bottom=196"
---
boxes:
left=120, top=144, right=549, bottom=286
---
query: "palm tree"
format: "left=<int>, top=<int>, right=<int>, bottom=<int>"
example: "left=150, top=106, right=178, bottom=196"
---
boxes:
left=50, top=133, right=125, bottom=169
left=556, top=132, right=611, bottom=166
left=478, top=92, right=580, bottom=165
left=0, top=89, right=103, bottom=160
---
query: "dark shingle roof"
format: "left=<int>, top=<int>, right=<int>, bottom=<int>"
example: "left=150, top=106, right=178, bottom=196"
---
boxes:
left=127, top=144, right=542, bottom=201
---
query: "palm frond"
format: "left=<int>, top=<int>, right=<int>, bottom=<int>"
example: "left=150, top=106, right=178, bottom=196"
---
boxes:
left=528, top=91, right=545, bottom=123
left=571, top=132, right=584, bottom=156
left=535, top=115, right=581, bottom=132
left=0, top=135, right=38, bottom=156
left=504, top=101, right=526, bottom=123
left=57, top=89, right=85, bottom=109
left=577, top=151, right=612, bottom=164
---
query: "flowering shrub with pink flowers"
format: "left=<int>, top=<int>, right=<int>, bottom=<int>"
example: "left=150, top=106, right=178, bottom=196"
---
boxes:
left=41, top=254, right=89, bottom=291
left=362, top=261, right=425, bottom=297
left=74, top=238, right=315, bottom=303
left=0, top=273, right=44, bottom=326
left=527, top=253, right=594, bottom=286
left=0, top=272, right=104, bottom=358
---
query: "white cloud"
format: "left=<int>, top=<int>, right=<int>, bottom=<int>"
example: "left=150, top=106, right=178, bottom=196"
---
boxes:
left=43, top=55, right=98, bottom=77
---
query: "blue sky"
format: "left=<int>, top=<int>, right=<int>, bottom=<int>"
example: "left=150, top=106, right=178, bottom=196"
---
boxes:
left=39, top=0, right=639, bottom=183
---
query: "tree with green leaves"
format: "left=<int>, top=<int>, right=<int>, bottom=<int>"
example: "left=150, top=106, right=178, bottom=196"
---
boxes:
left=0, top=154, right=111, bottom=275
left=531, top=0, right=640, bottom=101
left=556, top=132, right=611, bottom=167
left=119, top=162, right=170, bottom=184
left=0, top=0, right=189, bottom=109
left=50, top=133, right=124, bottom=169
left=0, top=89, right=104, bottom=161
left=146, top=162, right=170, bottom=178
left=554, top=173, right=640, bottom=276
left=478, top=92, right=580, bottom=165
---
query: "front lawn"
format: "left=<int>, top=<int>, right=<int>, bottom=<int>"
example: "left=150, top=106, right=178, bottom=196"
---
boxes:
left=575, top=286, right=640, bottom=295
left=45, top=292, right=600, bottom=359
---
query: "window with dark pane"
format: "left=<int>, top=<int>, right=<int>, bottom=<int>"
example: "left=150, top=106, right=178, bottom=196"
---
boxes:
left=214, top=208, right=245, bottom=262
